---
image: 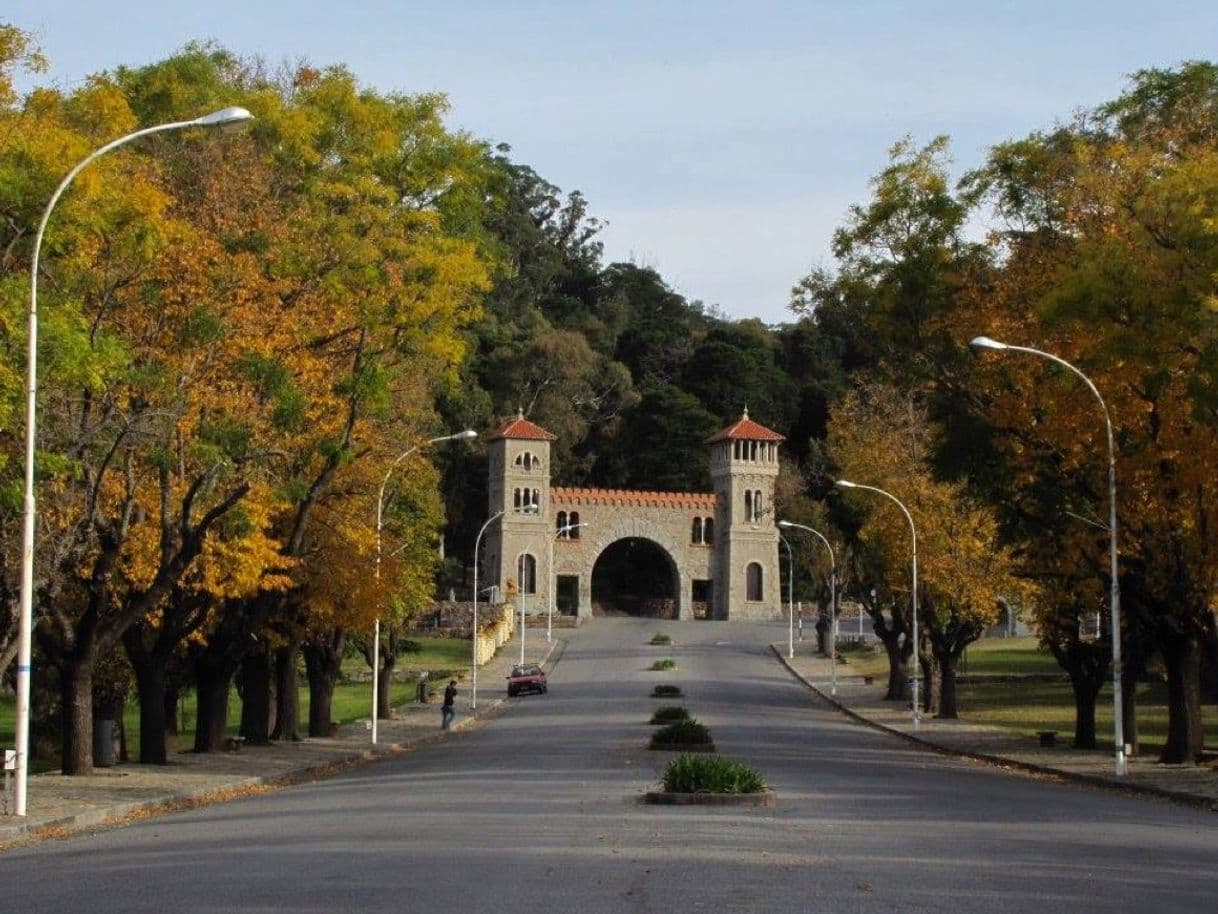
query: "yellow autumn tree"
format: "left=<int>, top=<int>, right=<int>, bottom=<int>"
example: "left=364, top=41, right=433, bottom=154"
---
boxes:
left=829, top=383, right=1027, bottom=717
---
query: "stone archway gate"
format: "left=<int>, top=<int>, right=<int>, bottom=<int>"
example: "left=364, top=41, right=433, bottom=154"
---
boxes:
left=549, top=488, right=716, bottom=619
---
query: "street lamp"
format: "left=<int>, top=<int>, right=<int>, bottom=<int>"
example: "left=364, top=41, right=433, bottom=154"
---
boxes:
left=778, top=533, right=796, bottom=659
left=513, top=503, right=541, bottom=666
left=372, top=429, right=477, bottom=744
left=548, top=522, right=588, bottom=644
left=835, top=479, right=920, bottom=728
left=13, top=105, right=254, bottom=817
left=470, top=510, right=504, bottom=710
left=971, top=335, right=1126, bottom=776
left=779, top=520, right=838, bottom=697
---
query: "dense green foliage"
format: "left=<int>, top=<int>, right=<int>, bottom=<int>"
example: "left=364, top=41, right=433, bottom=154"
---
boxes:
left=648, top=705, right=691, bottom=725
left=649, top=718, right=712, bottom=749
left=661, top=754, right=765, bottom=794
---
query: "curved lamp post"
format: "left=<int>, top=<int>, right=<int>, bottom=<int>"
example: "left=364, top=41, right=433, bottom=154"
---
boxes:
left=13, top=106, right=254, bottom=817
left=779, top=520, right=838, bottom=696
left=835, top=479, right=920, bottom=728
left=372, top=429, right=476, bottom=744
left=470, top=509, right=504, bottom=710
left=778, top=533, right=796, bottom=659
left=971, top=335, right=1125, bottom=776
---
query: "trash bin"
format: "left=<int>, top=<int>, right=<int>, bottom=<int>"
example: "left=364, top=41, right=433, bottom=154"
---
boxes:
left=93, top=719, right=118, bottom=767
left=417, top=679, right=428, bottom=703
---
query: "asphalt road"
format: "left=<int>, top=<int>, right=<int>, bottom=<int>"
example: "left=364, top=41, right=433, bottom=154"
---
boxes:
left=3, top=618, right=1218, bottom=913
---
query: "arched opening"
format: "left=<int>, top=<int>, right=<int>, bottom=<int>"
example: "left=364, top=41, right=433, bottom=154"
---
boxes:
left=591, top=538, right=678, bottom=619
left=517, top=553, right=537, bottom=594
left=746, top=562, right=763, bottom=602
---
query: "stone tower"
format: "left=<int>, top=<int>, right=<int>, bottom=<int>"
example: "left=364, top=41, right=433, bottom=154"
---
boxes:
left=484, top=409, right=556, bottom=609
left=705, top=409, right=784, bottom=620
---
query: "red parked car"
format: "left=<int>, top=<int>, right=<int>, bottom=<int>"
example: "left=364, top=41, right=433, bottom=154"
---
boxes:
left=507, top=663, right=547, bottom=697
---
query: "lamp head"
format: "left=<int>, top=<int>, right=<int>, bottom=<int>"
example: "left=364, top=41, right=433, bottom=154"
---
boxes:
left=777, top=520, right=792, bottom=528
left=194, top=106, right=254, bottom=133
left=457, top=429, right=478, bottom=440
left=835, top=479, right=856, bottom=489
left=970, top=336, right=1007, bottom=351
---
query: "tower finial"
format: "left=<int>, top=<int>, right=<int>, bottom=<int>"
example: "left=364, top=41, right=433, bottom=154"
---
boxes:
left=743, top=405, right=749, bottom=420
left=516, top=405, right=524, bottom=420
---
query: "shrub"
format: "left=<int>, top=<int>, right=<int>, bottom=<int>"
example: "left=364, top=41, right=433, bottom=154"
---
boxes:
left=650, top=658, right=677, bottom=671
left=649, top=705, right=691, bottom=725
left=650, top=718, right=712, bottom=749
left=652, top=684, right=683, bottom=698
left=649, top=633, right=673, bottom=645
left=661, top=754, right=765, bottom=794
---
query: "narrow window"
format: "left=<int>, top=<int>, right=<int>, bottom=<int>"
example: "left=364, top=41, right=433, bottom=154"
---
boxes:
left=704, top=517, right=714, bottom=544
left=744, top=490, right=753, bottom=522
left=692, top=517, right=703, bottom=544
left=518, top=553, right=537, bottom=594
left=569, top=512, right=580, bottom=538
left=752, top=489, right=763, bottom=521
left=556, top=511, right=568, bottom=537
left=513, top=488, right=522, bottom=511
left=747, top=562, right=763, bottom=601
left=514, top=453, right=524, bottom=467
left=532, top=488, right=541, bottom=510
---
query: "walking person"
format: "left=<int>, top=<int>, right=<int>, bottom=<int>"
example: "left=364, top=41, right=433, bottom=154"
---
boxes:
left=441, top=679, right=458, bottom=730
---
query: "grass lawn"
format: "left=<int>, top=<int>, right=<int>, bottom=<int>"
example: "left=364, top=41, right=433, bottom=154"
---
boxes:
left=959, top=679, right=1218, bottom=753
left=833, top=635, right=1218, bottom=752
left=0, top=636, right=473, bottom=759
left=834, top=636, right=1060, bottom=679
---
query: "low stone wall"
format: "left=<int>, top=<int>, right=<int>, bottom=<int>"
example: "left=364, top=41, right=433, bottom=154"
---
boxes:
left=404, top=601, right=517, bottom=666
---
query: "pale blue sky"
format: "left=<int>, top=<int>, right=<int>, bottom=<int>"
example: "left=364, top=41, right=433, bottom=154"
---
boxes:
left=10, top=1, right=1218, bottom=322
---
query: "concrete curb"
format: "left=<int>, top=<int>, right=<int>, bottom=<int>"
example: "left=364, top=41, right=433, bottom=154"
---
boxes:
left=1, top=636, right=568, bottom=846
left=771, top=646, right=1218, bottom=814
left=643, top=789, right=776, bottom=807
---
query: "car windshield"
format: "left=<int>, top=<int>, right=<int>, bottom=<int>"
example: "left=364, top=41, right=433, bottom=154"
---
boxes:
left=512, top=665, right=540, bottom=677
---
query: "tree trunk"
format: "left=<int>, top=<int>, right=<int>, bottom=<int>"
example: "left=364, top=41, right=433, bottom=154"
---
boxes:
left=270, top=642, right=301, bottom=741
left=132, top=653, right=170, bottom=764
left=238, top=649, right=272, bottom=745
left=1121, top=645, right=1144, bottom=758
left=59, top=658, right=95, bottom=775
left=879, top=632, right=911, bottom=702
left=934, top=650, right=959, bottom=719
left=304, top=632, right=344, bottom=738
left=377, top=651, right=396, bottom=719
left=920, top=648, right=940, bottom=717
left=1160, top=628, right=1204, bottom=765
left=193, top=659, right=234, bottom=753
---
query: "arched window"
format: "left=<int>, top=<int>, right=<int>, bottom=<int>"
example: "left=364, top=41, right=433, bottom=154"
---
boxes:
left=703, top=517, right=714, bottom=544
left=531, top=488, right=541, bottom=510
left=556, top=511, right=568, bottom=537
left=569, top=511, right=580, bottom=539
left=514, top=452, right=524, bottom=467
left=692, top=517, right=703, bottom=544
left=513, top=488, right=522, bottom=511
left=744, top=490, right=753, bottom=522
left=517, top=553, right=537, bottom=594
left=531, top=453, right=541, bottom=470
left=746, top=562, right=763, bottom=601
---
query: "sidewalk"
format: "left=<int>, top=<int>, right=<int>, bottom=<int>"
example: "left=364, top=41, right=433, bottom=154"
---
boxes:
left=776, top=645, right=1218, bottom=811
left=0, top=636, right=561, bottom=845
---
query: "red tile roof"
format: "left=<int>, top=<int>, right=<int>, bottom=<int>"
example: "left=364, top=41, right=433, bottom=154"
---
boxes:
left=705, top=409, right=785, bottom=443
left=552, top=486, right=718, bottom=511
left=487, top=410, right=558, bottom=442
